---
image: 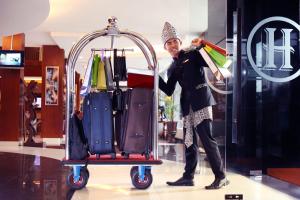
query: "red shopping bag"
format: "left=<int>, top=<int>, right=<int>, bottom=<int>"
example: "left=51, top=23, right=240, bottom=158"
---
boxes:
left=201, top=39, right=227, bottom=56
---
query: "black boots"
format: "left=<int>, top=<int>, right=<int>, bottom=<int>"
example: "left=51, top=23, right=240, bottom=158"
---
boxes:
left=205, top=177, right=229, bottom=189
left=166, top=177, right=194, bottom=186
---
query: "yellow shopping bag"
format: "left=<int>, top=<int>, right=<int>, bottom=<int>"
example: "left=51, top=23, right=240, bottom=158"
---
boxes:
left=96, top=58, right=107, bottom=90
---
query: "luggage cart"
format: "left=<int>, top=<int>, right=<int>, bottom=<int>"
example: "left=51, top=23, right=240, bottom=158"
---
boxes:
left=62, top=17, right=162, bottom=190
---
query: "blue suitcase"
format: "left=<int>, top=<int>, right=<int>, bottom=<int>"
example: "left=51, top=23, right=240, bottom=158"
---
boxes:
left=82, top=92, right=115, bottom=158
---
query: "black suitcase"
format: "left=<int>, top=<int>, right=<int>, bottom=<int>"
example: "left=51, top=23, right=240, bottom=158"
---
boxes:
left=117, top=88, right=153, bottom=159
left=82, top=92, right=115, bottom=158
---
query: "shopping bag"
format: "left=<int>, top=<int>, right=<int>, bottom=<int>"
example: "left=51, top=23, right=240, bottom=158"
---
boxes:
left=96, top=58, right=107, bottom=90
left=198, top=47, right=231, bottom=81
left=203, top=45, right=232, bottom=69
left=201, top=39, right=227, bottom=56
left=91, top=54, right=100, bottom=87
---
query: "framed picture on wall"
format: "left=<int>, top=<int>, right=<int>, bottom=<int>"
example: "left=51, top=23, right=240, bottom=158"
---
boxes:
left=45, top=66, right=59, bottom=105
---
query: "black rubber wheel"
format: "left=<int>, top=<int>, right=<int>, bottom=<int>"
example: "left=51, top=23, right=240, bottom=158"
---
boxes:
left=130, top=166, right=151, bottom=177
left=71, top=167, right=89, bottom=178
left=111, top=153, right=116, bottom=159
left=130, top=166, right=138, bottom=177
left=124, top=153, right=129, bottom=159
left=81, top=167, right=90, bottom=178
left=66, top=169, right=89, bottom=190
left=131, top=170, right=153, bottom=189
left=145, top=153, right=150, bottom=160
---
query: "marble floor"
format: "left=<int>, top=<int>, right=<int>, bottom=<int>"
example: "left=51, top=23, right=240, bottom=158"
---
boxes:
left=0, top=142, right=299, bottom=200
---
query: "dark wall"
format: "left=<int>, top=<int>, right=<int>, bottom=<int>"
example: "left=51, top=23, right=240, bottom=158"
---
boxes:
left=227, top=0, right=300, bottom=174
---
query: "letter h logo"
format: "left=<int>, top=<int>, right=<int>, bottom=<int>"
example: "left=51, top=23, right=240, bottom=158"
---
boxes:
left=262, top=28, right=294, bottom=71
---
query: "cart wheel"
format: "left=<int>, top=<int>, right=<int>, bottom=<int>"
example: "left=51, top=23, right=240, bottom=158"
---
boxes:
left=124, top=153, right=129, bottom=159
left=145, top=153, right=150, bottom=160
left=130, top=166, right=151, bottom=177
left=131, top=169, right=153, bottom=189
left=81, top=167, right=90, bottom=178
left=66, top=169, right=89, bottom=190
left=130, top=166, right=138, bottom=177
left=111, top=153, right=116, bottom=159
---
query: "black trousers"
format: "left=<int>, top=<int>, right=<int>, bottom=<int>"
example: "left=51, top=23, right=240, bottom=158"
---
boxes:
left=183, top=119, right=225, bottom=180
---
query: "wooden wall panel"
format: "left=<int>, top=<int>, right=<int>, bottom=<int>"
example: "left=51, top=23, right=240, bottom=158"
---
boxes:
left=24, top=47, right=42, bottom=77
left=2, top=33, right=25, bottom=50
left=0, top=34, right=24, bottom=141
left=41, top=45, right=65, bottom=138
left=0, top=69, right=21, bottom=140
left=24, top=60, right=42, bottom=77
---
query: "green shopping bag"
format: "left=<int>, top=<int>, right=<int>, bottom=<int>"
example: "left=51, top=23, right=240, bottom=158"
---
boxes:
left=204, top=45, right=232, bottom=69
left=202, top=39, right=226, bottom=56
left=91, top=54, right=100, bottom=87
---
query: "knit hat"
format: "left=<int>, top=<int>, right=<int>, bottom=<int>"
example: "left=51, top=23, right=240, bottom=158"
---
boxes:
left=161, top=22, right=181, bottom=46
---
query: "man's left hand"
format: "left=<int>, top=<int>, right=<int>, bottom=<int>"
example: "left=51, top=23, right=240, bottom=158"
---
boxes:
left=191, top=38, right=202, bottom=47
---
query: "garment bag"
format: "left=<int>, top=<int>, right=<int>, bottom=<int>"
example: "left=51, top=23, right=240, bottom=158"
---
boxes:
left=112, top=50, right=123, bottom=111
left=113, top=49, right=127, bottom=81
left=80, top=53, right=94, bottom=96
left=104, top=56, right=114, bottom=91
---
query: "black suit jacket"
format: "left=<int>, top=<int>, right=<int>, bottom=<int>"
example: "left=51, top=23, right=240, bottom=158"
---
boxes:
left=159, top=49, right=216, bottom=117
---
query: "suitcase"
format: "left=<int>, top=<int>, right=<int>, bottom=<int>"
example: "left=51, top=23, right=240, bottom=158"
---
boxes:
left=82, top=92, right=115, bottom=158
left=117, top=88, right=153, bottom=159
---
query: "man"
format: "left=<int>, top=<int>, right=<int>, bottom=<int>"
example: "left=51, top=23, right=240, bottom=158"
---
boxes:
left=159, top=22, right=229, bottom=189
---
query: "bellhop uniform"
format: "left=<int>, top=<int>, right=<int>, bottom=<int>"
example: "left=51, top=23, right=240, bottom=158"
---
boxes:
left=159, top=49, right=225, bottom=180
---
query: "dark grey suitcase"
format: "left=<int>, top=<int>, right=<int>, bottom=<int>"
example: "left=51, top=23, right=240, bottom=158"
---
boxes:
left=82, top=92, right=115, bottom=158
left=117, top=88, right=153, bottom=159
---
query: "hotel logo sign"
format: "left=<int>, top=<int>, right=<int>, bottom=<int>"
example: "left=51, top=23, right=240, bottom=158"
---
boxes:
left=247, top=16, right=300, bottom=82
